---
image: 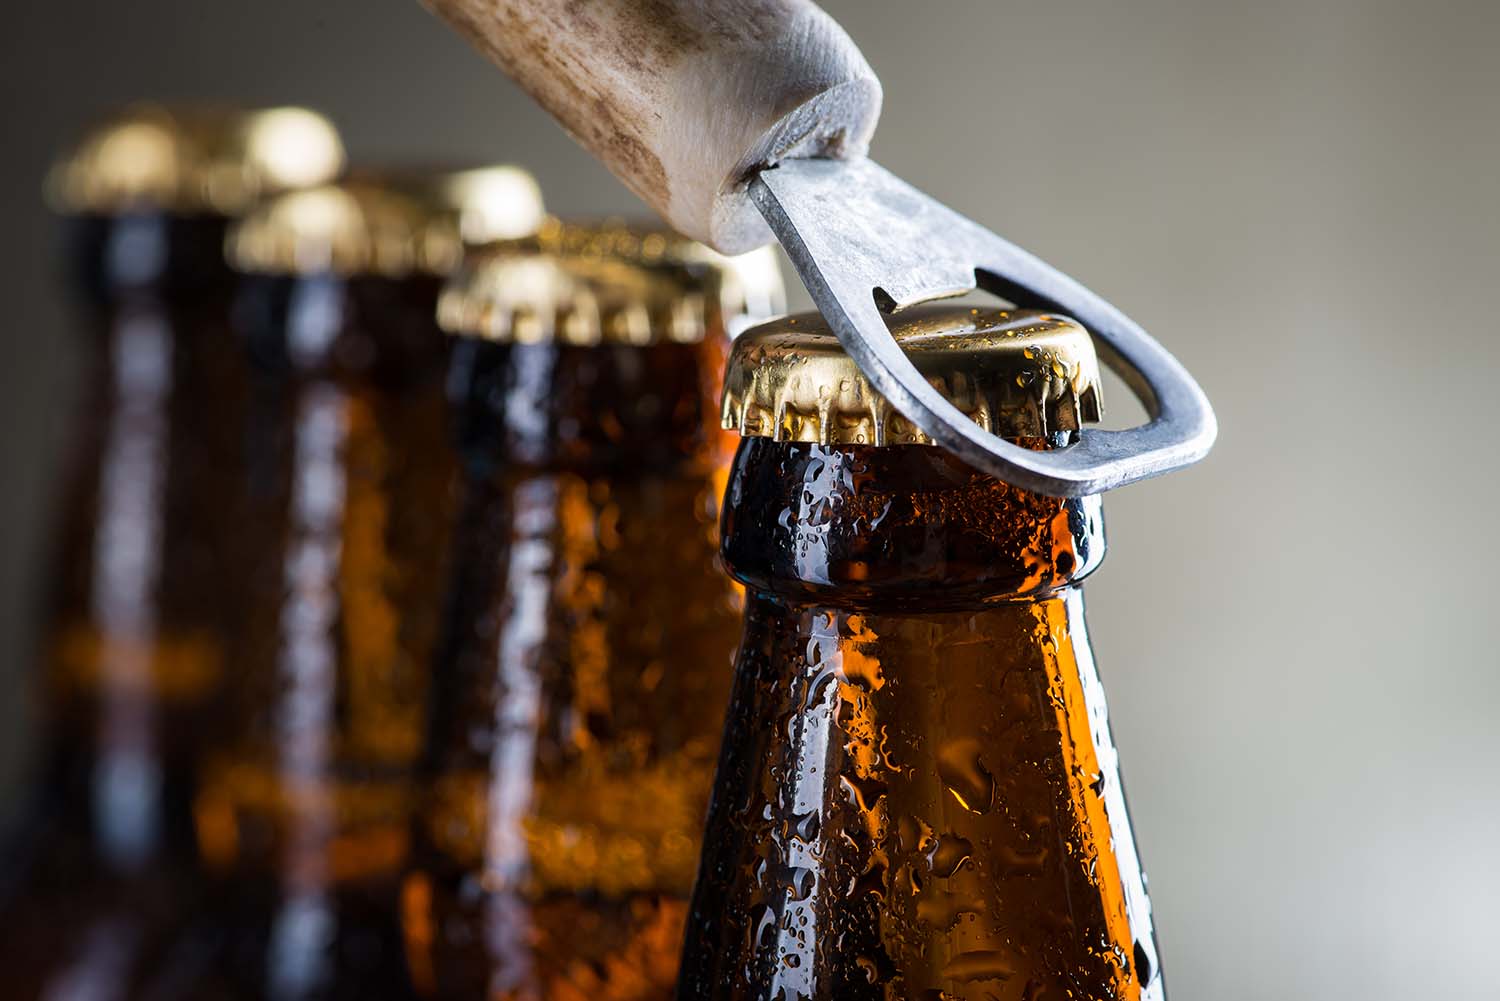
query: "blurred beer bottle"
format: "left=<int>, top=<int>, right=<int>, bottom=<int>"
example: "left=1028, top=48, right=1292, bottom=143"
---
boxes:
left=678, top=306, right=1165, bottom=1000
left=0, top=104, right=344, bottom=996
left=187, top=168, right=544, bottom=1000
left=400, top=221, right=783, bottom=1001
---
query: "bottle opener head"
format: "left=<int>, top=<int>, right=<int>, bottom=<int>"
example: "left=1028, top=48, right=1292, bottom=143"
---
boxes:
left=750, top=158, right=1216, bottom=497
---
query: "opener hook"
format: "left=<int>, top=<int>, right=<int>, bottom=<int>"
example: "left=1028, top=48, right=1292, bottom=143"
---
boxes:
left=751, top=158, right=1216, bottom=497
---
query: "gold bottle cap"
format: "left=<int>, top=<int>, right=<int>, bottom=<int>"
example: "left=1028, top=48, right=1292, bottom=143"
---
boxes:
left=47, top=103, right=346, bottom=217
left=436, top=218, right=784, bottom=345
left=226, top=167, right=546, bottom=278
left=722, top=304, right=1104, bottom=445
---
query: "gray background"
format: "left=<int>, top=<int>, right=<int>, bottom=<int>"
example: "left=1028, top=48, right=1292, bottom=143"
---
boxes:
left=2, top=2, right=1497, bottom=999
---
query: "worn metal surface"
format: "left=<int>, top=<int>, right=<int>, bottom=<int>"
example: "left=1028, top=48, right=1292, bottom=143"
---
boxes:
left=752, top=158, right=1216, bottom=496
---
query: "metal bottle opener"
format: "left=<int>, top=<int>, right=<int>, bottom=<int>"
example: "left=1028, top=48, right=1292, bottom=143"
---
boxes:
left=753, top=158, right=1215, bottom=496
left=422, top=0, right=1216, bottom=496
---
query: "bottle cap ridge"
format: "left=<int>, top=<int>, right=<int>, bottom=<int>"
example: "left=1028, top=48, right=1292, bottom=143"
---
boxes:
left=48, top=104, right=346, bottom=217
left=226, top=167, right=545, bottom=278
left=722, top=305, right=1104, bottom=446
left=435, top=218, right=785, bottom=346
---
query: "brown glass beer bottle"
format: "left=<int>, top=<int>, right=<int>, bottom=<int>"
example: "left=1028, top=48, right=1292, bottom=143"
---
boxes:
left=0, top=105, right=344, bottom=997
left=400, top=221, right=783, bottom=1001
left=678, top=305, right=1164, bottom=1001
left=184, top=169, right=544, bottom=1000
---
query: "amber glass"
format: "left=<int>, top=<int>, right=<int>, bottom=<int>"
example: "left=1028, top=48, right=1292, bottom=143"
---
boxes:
left=0, top=212, right=249, bottom=997
left=400, top=331, right=741, bottom=1001
left=186, top=271, right=456, bottom=1000
left=678, top=438, right=1164, bottom=1001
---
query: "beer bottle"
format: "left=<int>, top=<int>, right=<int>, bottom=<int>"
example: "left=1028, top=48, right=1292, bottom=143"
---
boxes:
left=0, top=105, right=344, bottom=996
left=679, top=305, right=1165, bottom=1000
left=187, top=168, right=544, bottom=1000
left=400, top=221, right=783, bottom=1001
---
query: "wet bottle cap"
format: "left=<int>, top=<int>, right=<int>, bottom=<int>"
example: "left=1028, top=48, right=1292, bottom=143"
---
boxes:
left=47, top=103, right=346, bottom=218
left=435, top=217, right=784, bottom=345
left=722, top=304, right=1104, bottom=446
left=226, top=167, right=546, bottom=278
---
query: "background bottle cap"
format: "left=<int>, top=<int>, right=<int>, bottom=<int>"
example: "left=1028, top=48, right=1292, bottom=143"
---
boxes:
left=47, top=103, right=345, bottom=217
left=435, top=218, right=785, bottom=345
left=226, top=166, right=545, bottom=278
left=722, top=304, right=1104, bottom=445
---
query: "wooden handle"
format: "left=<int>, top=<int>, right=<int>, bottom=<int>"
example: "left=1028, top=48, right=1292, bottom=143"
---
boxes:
left=421, top=0, right=882, bottom=253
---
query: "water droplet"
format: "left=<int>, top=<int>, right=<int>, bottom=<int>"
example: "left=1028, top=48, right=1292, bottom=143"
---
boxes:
left=916, top=891, right=985, bottom=929
left=897, top=814, right=935, bottom=854
left=839, top=772, right=888, bottom=813
left=786, top=866, right=816, bottom=901
left=942, top=950, right=1015, bottom=982
left=1134, top=939, right=1155, bottom=983
left=752, top=903, right=778, bottom=948
left=791, top=809, right=820, bottom=843
left=927, top=833, right=975, bottom=878
left=937, top=738, right=995, bottom=814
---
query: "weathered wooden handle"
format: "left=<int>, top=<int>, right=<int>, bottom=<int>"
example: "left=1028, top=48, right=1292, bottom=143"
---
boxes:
left=421, top=0, right=882, bottom=253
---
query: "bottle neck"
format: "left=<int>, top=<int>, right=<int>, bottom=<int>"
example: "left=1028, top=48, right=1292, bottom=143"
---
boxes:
left=418, top=332, right=740, bottom=888
left=233, top=272, right=451, bottom=390
left=35, top=287, right=239, bottom=877
left=64, top=212, right=234, bottom=305
left=416, top=462, right=738, bottom=878
left=406, top=408, right=741, bottom=1000
left=194, top=292, right=456, bottom=890
left=680, top=587, right=1161, bottom=1000
left=720, top=438, right=1106, bottom=611
left=445, top=336, right=734, bottom=477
